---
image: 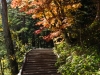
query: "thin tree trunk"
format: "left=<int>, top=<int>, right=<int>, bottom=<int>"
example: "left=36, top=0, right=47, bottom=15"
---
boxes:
left=1, top=0, right=18, bottom=75
left=95, top=0, right=100, bottom=21
left=21, top=16, right=26, bottom=44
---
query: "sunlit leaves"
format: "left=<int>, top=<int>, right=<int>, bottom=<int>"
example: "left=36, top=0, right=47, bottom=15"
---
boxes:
left=11, top=0, right=82, bottom=41
left=50, top=31, right=61, bottom=39
left=11, top=0, right=22, bottom=8
left=34, top=27, right=44, bottom=34
left=34, top=29, right=42, bottom=35
left=43, top=34, right=51, bottom=42
left=43, top=30, right=61, bottom=42
left=72, top=3, right=82, bottom=9
left=32, top=12, right=43, bottom=19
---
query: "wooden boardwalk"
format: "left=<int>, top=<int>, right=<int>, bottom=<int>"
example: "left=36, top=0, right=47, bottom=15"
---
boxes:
left=21, top=48, right=60, bottom=75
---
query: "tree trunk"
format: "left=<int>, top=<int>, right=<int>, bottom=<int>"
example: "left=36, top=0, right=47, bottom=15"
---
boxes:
left=1, top=0, right=18, bottom=75
left=95, top=0, right=100, bottom=21
left=53, top=29, right=71, bottom=50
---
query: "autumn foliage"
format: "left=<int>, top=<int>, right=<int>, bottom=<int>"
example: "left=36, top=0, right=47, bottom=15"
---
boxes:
left=11, top=0, right=82, bottom=41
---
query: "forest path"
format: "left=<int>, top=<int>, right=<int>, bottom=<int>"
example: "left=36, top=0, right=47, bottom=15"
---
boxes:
left=21, top=48, right=60, bottom=75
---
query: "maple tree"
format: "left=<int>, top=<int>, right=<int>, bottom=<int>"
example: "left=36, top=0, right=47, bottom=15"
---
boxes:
left=11, top=0, right=82, bottom=43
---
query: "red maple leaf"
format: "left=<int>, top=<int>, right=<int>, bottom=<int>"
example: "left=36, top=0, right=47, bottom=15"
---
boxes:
left=34, top=29, right=42, bottom=35
left=43, top=34, right=52, bottom=42
left=34, top=27, right=44, bottom=35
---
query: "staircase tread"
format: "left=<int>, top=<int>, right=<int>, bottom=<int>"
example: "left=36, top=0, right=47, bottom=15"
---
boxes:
left=21, top=49, right=60, bottom=75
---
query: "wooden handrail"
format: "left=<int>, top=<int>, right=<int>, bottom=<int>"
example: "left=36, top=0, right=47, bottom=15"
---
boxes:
left=20, top=52, right=29, bottom=75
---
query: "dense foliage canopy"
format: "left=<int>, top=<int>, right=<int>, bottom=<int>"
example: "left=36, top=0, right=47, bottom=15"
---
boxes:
left=11, top=0, right=82, bottom=42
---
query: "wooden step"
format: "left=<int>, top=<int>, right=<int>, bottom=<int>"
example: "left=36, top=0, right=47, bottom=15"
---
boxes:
left=21, top=49, right=60, bottom=75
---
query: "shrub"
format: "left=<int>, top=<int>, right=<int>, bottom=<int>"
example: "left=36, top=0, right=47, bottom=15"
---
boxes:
left=53, top=42, right=100, bottom=75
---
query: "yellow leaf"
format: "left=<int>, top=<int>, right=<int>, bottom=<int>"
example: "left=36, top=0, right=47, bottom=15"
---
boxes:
left=66, top=5, right=72, bottom=9
left=32, top=12, right=43, bottom=19
left=50, top=18, right=55, bottom=25
left=72, top=3, right=82, bottom=9
left=45, top=11, right=53, bottom=19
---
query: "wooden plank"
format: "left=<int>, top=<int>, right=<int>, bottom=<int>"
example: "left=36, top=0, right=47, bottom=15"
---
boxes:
left=21, top=49, right=60, bottom=75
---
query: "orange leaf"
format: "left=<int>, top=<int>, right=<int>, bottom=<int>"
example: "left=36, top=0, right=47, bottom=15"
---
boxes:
left=11, top=0, right=22, bottom=8
left=43, top=34, right=52, bottom=42
left=50, top=31, right=61, bottom=39
left=34, top=29, right=42, bottom=35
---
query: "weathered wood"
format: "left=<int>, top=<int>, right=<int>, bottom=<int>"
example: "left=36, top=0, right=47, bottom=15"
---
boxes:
left=21, top=49, right=60, bottom=75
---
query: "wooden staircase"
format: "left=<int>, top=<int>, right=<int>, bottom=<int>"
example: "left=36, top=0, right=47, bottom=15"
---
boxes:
left=21, top=48, right=60, bottom=75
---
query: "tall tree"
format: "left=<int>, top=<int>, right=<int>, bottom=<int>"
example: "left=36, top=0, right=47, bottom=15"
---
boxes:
left=10, top=0, right=98, bottom=47
left=11, top=0, right=82, bottom=45
left=1, top=0, right=18, bottom=75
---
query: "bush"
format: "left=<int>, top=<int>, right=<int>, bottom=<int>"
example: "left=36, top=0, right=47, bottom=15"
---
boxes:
left=53, top=42, right=100, bottom=75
